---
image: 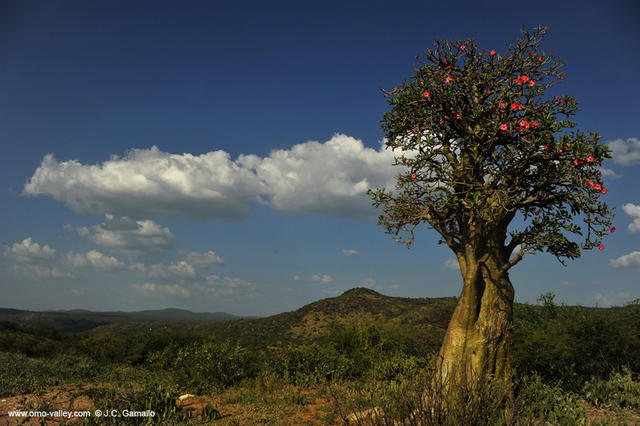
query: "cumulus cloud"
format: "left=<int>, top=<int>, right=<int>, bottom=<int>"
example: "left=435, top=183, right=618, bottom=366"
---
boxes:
left=622, top=203, right=640, bottom=233
left=197, top=275, right=255, bottom=296
left=68, top=215, right=174, bottom=252
left=3, top=238, right=56, bottom=263
left=609, top=251, right=640, bottom=268
left=23, top=134, right=403, bottom=222
left=3, top=238, right=125, bottom=277
left=342, top=249, right=359, bottom=256
left=132, top=282, right=190, bottom=297
left=310, top=274, right=333, bottom=283
left=594, top=292, right=633, bottom=308
left=606, top=137, right=640, bottom=166
left=444, top=258, right=460, bottom=270
left=358, top=277, right=383, bottom=290
left=185, top=250, right=225, bottom=267
left=64, top=250, right=125, bottom=271
left=598, top=167, right=622, bottom=180
left=131, top=250, right=224, bottom=282
left=147, top=261, right=197, bottom=280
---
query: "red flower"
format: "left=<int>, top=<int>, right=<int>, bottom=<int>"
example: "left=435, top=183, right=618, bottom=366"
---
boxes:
left=594, top=183, right=602, bottom=190
left=537, top=56, right=542, bottom=61
left=528, top=80, right=536, bottom=87
left=460, top=44, right=466, bottom=50
left=490, top=50, right=496, bottom=56
left=511, top=103, right=523, bottom=111
left=423, top=90, right=430, bottom=98
left=586, top=155, right=594, bottom=162
left=601, top=188, right=607, bottom=194
left=520, top=75, right=530, bottom=83
left=531, top=121, right=539, bottom=128
left=520, top=120, right=530, bottom=128
left=455, top=113, right=461, bottom=119
left=499, top=102, right=506, bottom=108
left=411, top=173, right=417, bottom=180
left=393, top=87, right=398, bottom=91
left=599, top=244, right=604, bottom=251
left=500, top=123, right=509, bottom=131
left=610, top=226, right=616, bottom=233
left=558, top=149, right=563, bottom=153
left=573, top=159, right=579, bottom=166
left=444, top=76, right=452, bottom=84
left=588, top=179, right=595, bottom=186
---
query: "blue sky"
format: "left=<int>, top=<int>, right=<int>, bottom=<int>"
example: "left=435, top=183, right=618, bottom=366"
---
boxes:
left=1, top=0, right=639, bottom=316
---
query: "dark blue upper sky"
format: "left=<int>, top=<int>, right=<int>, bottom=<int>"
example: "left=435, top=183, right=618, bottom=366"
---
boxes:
left=1, top=0, right=639, bottom=315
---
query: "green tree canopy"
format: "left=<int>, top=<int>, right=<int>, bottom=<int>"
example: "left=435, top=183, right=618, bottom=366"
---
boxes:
left=369, top=26, right=614, bottom=268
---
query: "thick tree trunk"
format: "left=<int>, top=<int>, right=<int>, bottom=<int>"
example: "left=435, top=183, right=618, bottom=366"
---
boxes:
left=428, top=244, right=515, bottom=417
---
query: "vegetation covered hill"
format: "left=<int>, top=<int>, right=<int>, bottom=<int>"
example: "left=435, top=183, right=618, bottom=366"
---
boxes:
left=1, top=288, right=639, bottom=425
left=0, top=307, right=246, bottom=333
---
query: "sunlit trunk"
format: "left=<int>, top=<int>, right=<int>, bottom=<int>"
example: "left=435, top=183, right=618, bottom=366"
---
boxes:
left=428, top=240, right=515, bottom=416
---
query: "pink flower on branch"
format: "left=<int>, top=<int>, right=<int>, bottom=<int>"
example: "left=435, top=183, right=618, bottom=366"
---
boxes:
left=423, top=90, right=430, bottom=98
left=599, top=244, right=604, bottom=251
left=444, top=76, right=452, bottom=84
left=500, top=123, right=509, bottom=131
left=490, top=50, right=496, bottom=56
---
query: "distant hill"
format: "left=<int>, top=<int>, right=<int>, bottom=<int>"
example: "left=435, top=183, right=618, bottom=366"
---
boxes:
left=179, top=287, right=459, bottom=348
left=0, top=307, right=248, bottom=333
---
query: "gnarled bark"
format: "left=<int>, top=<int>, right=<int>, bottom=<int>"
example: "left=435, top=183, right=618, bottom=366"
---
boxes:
left=427, top=239, right=515, bottom=417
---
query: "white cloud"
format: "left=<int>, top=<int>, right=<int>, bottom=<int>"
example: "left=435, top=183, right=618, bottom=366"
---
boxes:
left=609, top=251, right=640, bottom=268
left=444, top=258, right=460, bottom=270
left=132, top=282, right=190, bottom=297
left=293, top=275, right=301, bottom=281
left=185, top=250, right=225, bottom=267
left=3, top=238, right=56, bottom=263
left=358, top=277, right=379, bottom=289
left=622, top=203, right=640, bottom=233
left=594, top=292, right=633, bottom=308
left=606, top=137, right=640, bottom=166
left=23, top=134, right=402, bottom=222
left=147, top=261, right=197, bottom=280
left=64, top=250, right=125, bottom=271
left=241, top=134, right=399, bottom=220
left=310, top=274, right=333, bottom=283
left=598, top=167, right=622, bottom=180
left=342, top=249, right=359, bottom=256
left=128, top=262, right=147, bottom=273
left=197, top=275, right=255, bottom=296
left=69, top=215, right=174, bottom=252
left=3, top=238, right=72, bottom=278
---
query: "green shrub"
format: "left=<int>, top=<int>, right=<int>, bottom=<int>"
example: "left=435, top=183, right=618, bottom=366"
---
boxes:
left=173, top=340, right=261, bottom=392
left=582, top=366, right=640, bottom=410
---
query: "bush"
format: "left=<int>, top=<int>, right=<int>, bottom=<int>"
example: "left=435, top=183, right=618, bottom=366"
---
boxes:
left=582, top=366, right=640, bottom=410
left=172, top=340, right=261, bottom=392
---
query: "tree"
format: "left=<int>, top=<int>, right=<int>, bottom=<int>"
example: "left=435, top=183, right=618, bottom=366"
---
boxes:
left=368, top=26, right=615, bottom=414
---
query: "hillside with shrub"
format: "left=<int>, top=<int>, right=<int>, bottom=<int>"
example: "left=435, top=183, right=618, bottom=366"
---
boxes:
left=1, top=289, right=639, bottom=425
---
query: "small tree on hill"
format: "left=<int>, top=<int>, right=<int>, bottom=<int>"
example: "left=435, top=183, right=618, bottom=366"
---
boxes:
left=368, top=26, right=615, bottom=413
